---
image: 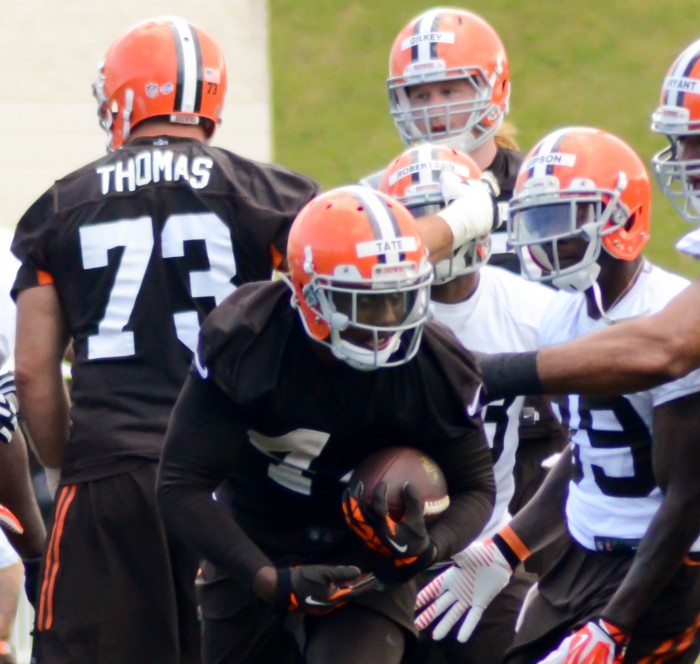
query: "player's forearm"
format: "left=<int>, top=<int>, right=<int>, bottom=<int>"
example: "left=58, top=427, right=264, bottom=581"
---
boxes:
left=15, top=285, right=71, bottom=468
left=157, top=376, right=274, bottom=589
left=0, top=429, right=47, bottom=557
left=536, top=322, right=679, bottom=395
left=14, top=370, right=69, bottom=469
left=418, top=215, right=455, bottom=264
left=0, top=561, right=22, bottom=640
left=537, top=279, right=700, bottom=395
left=429, top=439, right=496, bottom=560
left=505, top=446, right=571, bottom=556
left=158, top=475, right=273, bottom=589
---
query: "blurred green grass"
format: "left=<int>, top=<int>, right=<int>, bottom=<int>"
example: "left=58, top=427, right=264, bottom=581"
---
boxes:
left=269, top=0, right=700, bottom=276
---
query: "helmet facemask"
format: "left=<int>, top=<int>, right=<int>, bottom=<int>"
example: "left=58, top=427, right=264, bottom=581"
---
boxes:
left=651, top=133, right=700, bottom=224
left=389, top=69, right=503, bottom=152
left=295, top=257, right=433, bottom=371
left=508, top=176, right=630, bottom=292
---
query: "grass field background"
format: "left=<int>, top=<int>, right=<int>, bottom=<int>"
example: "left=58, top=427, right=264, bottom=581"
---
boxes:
left=269, top=1, right=700, bottom=277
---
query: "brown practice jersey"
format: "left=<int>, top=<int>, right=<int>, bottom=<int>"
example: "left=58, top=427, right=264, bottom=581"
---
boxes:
left=158, top=280, right=496, bottom=583
left=489, top=146, right=524, bottom=203
left=11, top=136, right=320, bottom=483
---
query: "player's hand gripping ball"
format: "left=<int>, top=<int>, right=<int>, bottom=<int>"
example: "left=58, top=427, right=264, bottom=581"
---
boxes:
left=342, top=447, right=449, bottom=580
left=348, top=447, right=450, bottom=523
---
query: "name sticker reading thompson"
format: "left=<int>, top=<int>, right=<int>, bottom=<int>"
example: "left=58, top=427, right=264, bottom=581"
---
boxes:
left=525, top=152, right=577, bottom=170
left=356, top=237, right=418, bottom=258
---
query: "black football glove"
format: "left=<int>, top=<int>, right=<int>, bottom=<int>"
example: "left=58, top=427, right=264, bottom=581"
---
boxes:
left=274, top=564, right=376, bottom=615
left=342, top=481, right=436, bottom=581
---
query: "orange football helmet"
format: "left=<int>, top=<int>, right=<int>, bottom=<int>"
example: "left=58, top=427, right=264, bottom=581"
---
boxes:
left=508, top=127, right=650, bottom=292
left=651, top=38, right=700, bottom=223
left=379, top=143, right=491, bottom=282
left=93, top=16, right=227, bottom=151
left=387, top=7, right=509, bottom=152
left=287, top=186, right=433, bottom=370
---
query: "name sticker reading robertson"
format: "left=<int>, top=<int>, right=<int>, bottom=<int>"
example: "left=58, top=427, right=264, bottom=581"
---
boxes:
left=356, top=237, right=418, bottom=257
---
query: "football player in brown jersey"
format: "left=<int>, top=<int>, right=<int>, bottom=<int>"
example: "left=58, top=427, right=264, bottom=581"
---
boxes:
left=157, top=186, right=496, bottom=664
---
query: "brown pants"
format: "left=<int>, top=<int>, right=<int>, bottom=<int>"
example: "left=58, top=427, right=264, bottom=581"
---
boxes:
left=505, top=540, right=700, bottom=663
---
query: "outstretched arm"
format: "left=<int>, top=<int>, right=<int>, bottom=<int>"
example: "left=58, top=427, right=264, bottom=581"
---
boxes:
left=597, top=390, right=700, bottom=628
left=536, top=276, right=700, bottom=395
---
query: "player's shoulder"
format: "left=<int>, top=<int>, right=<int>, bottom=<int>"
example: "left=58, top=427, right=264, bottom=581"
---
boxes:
left=641, top=261, right=691, bottom=308
left=421, top=318, right=481, bottom=376
left=207, top=145, right=321, bottom=203
left=481, top=265, right=558, bottom=317
left=197, top=279, right=298, bottom=403
left=200, top=280, right=289, bottom=351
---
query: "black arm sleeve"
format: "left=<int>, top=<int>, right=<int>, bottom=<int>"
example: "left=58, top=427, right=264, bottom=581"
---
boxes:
left=157, top=375, right=273, bottom=589
left=428, top=436, right=496, bottom=562
left=479, top=351, right=543, bottom=400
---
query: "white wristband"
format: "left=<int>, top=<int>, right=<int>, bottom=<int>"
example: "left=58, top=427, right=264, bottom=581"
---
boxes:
left=437, top=172, right=499, bottom=250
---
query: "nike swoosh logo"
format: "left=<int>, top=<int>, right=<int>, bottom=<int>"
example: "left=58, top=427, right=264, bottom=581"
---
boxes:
left=305, top=596, right=333, bottom=607
left=387, top=537, right=408, bottom=553
left=194, top=349, right=209, bottom=379
left=466, top=385, right=483, bottom=417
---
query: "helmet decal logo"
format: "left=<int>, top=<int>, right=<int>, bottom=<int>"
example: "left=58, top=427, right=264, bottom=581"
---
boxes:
left=145, top=83, right=159, bottom=99
left=401, top=31, right=455, bottom=50
left=356, top=237, right=418, bottom=258
left=160, top=83, right=174, bottom=95
left=204, top=68, right=221, bottom=84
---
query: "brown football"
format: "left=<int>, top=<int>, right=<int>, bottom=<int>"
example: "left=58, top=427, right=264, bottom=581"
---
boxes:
left=348, top=447, right=450, bottom=523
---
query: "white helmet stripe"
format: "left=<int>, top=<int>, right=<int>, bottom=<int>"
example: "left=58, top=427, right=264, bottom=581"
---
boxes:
left=169, top=17, right=200, bottom=113
left=665, top=38, right=700, bottom=107
left=528, top=127, right=571, bottom=178
left=413, top=10, right=442, bottom=62
left=344, top=186, right=404, bottom=263
left=414, top=143, right=439, bottom=188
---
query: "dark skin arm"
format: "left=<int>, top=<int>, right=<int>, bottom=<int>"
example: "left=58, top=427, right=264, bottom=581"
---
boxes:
left=598, top=391, right=700, bottom=628
left=0, top=427, right=46, bottom=559
left=14, top=285, right=71, bottom=468
left=156, top=375, right=276, bottom=599
left=536, top=276, right=700, bottom=395
left=506, top=445, right=571, bottom=555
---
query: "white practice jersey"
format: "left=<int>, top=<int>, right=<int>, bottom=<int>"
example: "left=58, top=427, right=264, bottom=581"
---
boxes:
left=0, top=227, right=19, bottom=369
left=539, top=261, right=700, bottom=553
left=432, top=265, right=558, bottom=538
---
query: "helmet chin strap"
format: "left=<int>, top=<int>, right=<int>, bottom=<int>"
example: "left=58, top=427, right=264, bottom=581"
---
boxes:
left=551, top=262, right=600, bottom=293
left=588, top=259, right=647, bottom=325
